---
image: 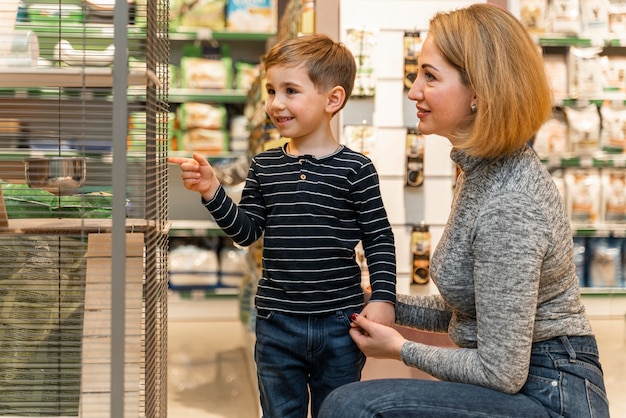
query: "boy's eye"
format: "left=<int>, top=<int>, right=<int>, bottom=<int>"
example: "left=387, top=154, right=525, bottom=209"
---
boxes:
left=286, top=87, right=297, bottom=94
left=266, top=88, right=275, bottom=95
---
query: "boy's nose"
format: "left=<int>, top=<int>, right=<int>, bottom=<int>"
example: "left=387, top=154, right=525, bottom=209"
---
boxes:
left=271, top=97, right=285, bottom=110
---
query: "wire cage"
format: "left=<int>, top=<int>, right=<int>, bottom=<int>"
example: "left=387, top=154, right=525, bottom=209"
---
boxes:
left=0, top=0, right=169, bottom=416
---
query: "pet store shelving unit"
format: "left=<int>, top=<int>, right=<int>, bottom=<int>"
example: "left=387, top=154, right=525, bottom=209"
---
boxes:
left=0, top=0, right=169, bottom=416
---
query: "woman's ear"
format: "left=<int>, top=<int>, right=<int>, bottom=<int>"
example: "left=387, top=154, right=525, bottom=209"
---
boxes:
left=326, top=86, right=346, bottom=113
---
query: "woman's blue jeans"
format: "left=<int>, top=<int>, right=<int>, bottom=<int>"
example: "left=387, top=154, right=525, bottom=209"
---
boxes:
left=255, top=309, right=365, bottom=418
left=318, top=335, right=609, bottom=418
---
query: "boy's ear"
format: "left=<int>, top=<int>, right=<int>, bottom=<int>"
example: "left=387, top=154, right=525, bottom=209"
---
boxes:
left=326, top=86, right=346, bottom=113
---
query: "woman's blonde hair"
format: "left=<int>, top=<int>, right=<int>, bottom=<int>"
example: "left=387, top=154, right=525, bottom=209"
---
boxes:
left=429, top=3, right=553, bottom=158
left=264, top=33, right=356, bottom=114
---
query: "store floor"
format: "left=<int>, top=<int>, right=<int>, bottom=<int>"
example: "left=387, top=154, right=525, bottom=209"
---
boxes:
left=167, top=294, right=626, bottom=418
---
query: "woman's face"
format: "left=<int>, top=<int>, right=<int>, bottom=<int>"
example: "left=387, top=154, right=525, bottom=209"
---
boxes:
left=407, top=36, right=475, bottom=142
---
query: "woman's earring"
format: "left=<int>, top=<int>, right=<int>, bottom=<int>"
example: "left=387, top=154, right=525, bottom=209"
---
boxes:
left=471, top=103, right=477, bottom=113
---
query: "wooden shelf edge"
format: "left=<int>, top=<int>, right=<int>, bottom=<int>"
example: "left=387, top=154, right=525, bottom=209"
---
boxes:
left=0, top=68, right=158, bottom=88
left=0, top=218, right=161, bottom=234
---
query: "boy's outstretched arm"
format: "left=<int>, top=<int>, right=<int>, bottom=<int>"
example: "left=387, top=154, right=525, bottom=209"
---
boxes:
left=168, top=153, right=221, bottom=201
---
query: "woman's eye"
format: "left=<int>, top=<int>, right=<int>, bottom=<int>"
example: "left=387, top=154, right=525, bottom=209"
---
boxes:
left=424, top=72, right=435, bottom=81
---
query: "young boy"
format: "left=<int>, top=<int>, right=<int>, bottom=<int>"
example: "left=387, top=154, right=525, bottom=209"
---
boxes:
left=168, top=33, right=396, bottom=418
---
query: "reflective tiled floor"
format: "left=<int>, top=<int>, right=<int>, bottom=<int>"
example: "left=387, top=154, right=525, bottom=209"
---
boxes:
left=168, top=320, right=259, bottom=418
left=167, top=295, right=626, bottom=418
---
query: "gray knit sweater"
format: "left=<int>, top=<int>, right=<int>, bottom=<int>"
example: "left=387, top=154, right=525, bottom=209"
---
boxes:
left=397, top=144, right=593, bottom=394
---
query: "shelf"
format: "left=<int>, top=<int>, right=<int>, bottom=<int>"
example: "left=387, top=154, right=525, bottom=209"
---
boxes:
left=542, top=153, right=626, bottom=169
left=169, top=30, right=274, bottom=42
left=572, top=226, right=626, bottom=237
left=168, top=270, right=243, bottom=294
left=168, top=219, right=224, bottom=236
left=537, top=36, right=626, bottom=48
left=168, top=284, right=240, bottom=295
left=0, top=68, right=160, bottom=88
left=0, top=218, right=163, bottom=234
left=168, top=88, right=249, bottom=103
left=0, top=150, right=148, bottom=180
left=168, top=151, right=247, bottom=159
left=580, top=288, right=626, bottom=296
left=557, top=98, right=626, bottom=107
left=16, top=22, right=146, bottom=39
left=538, top=36, right=595, bottom=47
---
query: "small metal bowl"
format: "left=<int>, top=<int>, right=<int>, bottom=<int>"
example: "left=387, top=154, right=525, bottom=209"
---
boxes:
left=24, top=157, right=86, bottom=193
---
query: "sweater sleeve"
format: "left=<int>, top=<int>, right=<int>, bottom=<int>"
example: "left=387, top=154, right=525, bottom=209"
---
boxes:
left=354, top=161, right=397, bottom=305
left=395, top=293, right=452, bottom=333
left=400, top=192, right=552, bottom=394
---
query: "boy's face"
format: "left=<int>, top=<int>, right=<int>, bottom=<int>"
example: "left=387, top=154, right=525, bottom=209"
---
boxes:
left=264, top=64, right=333, bottom=141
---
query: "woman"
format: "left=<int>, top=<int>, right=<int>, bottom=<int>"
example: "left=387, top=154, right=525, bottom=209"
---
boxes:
left=318, top=4, right=609, bottom=418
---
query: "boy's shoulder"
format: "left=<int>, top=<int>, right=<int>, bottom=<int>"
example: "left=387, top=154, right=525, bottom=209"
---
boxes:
left=252, top=146, right=285, bottom=160
left=337, top=145, right=373, bottom=164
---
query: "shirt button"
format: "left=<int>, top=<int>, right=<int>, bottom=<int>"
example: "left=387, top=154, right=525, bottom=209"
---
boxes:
left=300, top=174, right=306, bottom=180
left=551, top=381, right=558, bottom=387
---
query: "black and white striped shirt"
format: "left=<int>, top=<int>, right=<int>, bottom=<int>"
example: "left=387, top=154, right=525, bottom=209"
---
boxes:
left=203, top=144, right=396, bottom=314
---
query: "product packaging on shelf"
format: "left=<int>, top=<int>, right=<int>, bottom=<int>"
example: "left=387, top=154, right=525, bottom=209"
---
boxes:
left=343, top=123, right=375, bottom=156
left=564, top=104, right=601, bottom=155
left=588, top=236, right=622, bottom=288
left=405, top=128, right=424, bottom=187
left=180, top=56, right=233, bottom=90
left=403, top=31, right=423, bottom=90
left=344, top=28, right=376, bottom=97
left=411, top=222, right=430, bottom=285
left=178, top=102, right=228, bottom=131
left=181, top=128, right=229, bottom=154
left=226, top=0, right=277, bottom=33
left=175, top=102, right=229, bottom=153
left=169, top=243, right=220, bottom=287
left=170, top=0, right=226, bottom=31
left=600, top=102, right=626, bottom=153
left=533, top=113, right=568, bottom=160
left=565, top=168, right=601, bottom=225
left=602, top=168, right=626, bottom=223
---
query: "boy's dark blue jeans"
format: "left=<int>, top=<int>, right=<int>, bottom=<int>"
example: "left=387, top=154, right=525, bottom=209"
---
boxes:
left=318, top=335, right=609, bottom=418
left=255, top=309, right=365, bottom=418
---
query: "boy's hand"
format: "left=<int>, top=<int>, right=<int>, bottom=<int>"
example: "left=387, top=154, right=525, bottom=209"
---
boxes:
left=168, top=153, right=220, bottom=200
left=359, top=300, right=395, bottom=327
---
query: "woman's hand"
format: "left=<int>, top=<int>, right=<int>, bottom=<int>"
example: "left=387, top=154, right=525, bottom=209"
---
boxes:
left=349, top=313, right=407, bottom=361
left=168, top=153, right=220, bottom=200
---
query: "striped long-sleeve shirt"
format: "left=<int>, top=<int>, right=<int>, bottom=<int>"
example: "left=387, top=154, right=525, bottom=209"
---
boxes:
left=202, top=144, right=396, bottom=314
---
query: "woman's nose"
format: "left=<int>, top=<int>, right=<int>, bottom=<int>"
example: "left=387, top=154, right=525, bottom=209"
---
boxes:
left=407, top=78, right=422, bottom=101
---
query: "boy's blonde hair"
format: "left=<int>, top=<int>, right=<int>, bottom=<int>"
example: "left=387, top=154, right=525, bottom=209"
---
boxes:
left=429, top=4, right=553, bottom=158
left=264, top=34, right=357, bottom=113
